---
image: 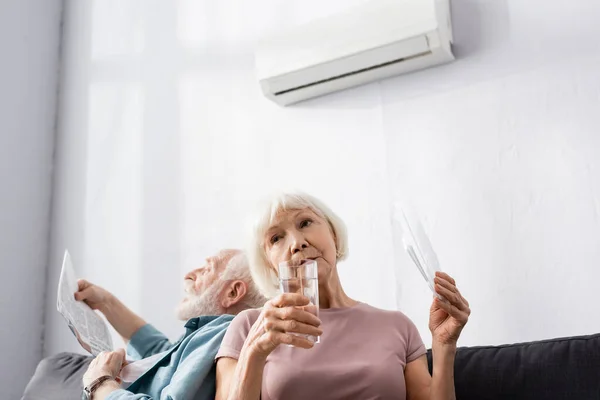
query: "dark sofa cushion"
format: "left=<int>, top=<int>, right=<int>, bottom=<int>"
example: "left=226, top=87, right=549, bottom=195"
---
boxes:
left=22, top=352, right=92, bottom=400
left=427, top=333, right=600, bottom=400
left=22, top=334, right=600, bottom=399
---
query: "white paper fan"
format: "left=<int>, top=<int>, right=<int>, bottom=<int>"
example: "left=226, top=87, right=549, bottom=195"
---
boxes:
left=392, top=202, right=442, bottom=298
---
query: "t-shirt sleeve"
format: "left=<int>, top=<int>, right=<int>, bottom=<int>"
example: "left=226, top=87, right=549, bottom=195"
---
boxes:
left=404, top=315, right=427, bottom=363
left=215, top=309, right=257, bottom=361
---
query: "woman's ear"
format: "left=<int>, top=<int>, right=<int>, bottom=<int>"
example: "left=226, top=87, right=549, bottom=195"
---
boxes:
left=328, top=222, right=341, bottom=258
left=220, top=280, right=248, bottom=309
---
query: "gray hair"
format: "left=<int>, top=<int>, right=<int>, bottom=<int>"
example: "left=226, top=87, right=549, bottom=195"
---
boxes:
left=247, top=191, right=349, bottom=298
left=220, top=251, right=268, bottom=309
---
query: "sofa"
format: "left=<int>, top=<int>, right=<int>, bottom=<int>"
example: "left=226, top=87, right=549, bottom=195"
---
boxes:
left=426, top=333, right=600, bottom=399
left=22, top=333, right=600, bottom=399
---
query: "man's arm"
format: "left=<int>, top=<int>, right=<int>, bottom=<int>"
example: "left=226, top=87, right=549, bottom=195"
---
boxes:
left=126, top=324, right=173, bottom=360
left=101, top=296, right=147, bottom=343
left=83, top=350, right=156, bottom=400
left=94, top=317, right=231, bottom=400
left=75, top=279, right=146, bottom=343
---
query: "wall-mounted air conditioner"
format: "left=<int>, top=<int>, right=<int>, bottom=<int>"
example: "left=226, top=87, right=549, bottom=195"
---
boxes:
left=255, top=0, right=454, bottom=106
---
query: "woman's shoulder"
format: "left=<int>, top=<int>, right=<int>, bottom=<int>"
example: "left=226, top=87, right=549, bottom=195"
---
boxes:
left=218, top=308, right=263, bottom=353
left=355, top=302, right=417, bottom=327
left=231, top=307, right=263, bottom=329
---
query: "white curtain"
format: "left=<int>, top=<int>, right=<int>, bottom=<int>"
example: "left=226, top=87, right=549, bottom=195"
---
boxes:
left=45, top=0, right=600, bottom=355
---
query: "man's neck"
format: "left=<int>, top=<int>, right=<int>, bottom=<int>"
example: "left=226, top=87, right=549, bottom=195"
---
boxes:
left=224, top=303, right=248, bottom=315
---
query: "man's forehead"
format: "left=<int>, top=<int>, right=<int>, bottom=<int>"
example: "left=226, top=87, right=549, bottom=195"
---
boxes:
left=213, top=249, right=241, bottom=266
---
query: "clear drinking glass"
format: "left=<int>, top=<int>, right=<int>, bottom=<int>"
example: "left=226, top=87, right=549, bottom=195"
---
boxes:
left=278, top=259, right=320, bottom=344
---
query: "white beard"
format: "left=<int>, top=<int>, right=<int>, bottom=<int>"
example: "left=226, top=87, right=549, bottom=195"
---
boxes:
left=176, top=279, right=225, bottom=321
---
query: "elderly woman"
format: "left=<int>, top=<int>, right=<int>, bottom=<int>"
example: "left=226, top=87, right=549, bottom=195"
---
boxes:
left=215, top=192, right=470, bottom=400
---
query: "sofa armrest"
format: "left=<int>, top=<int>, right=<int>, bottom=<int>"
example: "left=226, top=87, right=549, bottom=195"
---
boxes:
left=426, top=333, right=600, bottom=400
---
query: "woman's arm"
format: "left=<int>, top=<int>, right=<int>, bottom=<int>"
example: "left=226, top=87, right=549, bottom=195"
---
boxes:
left=429, top=344, right=457, bottom=399
left=216, top=351, right=267, bottom=400
left=215, top=293, right=322, bottom=400
left=404, top=345, right=456, bottom=400
left=406, top=272, right=470, bottom=400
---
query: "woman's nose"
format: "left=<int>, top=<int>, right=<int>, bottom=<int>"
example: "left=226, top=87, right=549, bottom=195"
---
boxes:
left=291, top=234, right=309, bottom=254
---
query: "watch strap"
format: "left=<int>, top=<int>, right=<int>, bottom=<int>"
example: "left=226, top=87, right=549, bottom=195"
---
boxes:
left=83, top=375, right=115, bottom=399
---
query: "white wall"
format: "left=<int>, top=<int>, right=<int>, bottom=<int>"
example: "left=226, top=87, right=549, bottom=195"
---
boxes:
left=45, top=0, right=600, bottom=356
left=0, top=0, right=63, bottom=397
left=386, top=0, right=600, bottom=346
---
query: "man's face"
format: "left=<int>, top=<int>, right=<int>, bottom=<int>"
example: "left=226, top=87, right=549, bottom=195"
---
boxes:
left=184, top=254, right=228, bottom=295
left=176, top=249, right=238, bottom=320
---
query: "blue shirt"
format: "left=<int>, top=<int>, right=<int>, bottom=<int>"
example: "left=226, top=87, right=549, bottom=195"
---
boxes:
left=106, top=314, right=233, bottom=400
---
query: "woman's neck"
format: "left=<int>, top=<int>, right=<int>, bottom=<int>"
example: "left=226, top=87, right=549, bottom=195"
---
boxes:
left=318, top=269, right=358, bottom=309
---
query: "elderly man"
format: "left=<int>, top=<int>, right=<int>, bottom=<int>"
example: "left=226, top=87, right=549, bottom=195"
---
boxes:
left=76, top=249, right=266, bottom=400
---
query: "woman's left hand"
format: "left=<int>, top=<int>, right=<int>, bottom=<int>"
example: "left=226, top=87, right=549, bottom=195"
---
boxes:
left=429, top=272, right=471, bottom=346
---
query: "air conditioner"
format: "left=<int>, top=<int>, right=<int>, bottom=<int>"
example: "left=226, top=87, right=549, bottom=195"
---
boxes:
left=255, top=0, right=454, bottom=106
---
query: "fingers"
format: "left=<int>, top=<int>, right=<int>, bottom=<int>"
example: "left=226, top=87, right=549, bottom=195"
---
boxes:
left=269, top=293, right=311, bottom=308
left=434, top=297, right=470, bottom=324
left=263, top=306, right=322, bottom=335
left=271, top=306, right=321, bottom=326
left=104, top=349, right=126, bottom=375
left=83, top=349, right=126, bottom=387
left=434, top=273, right=470, bottom=308
left=112, top=349, right=126, bottom=371
left=432, top=272, right=471, bottom=324
left=264, top=330, right=315, bottom=350
left=461, top=292, right=470, bottom=307
left=258, top=293, right=323, bottom=353
left=435, top=271, right=455, bottom=285
left=74, top=286, right=93, bottom=301
left=267, top=294, right=320, bottom=326
left=434, top=275, right=456, bottom=293
left=264, top=317, right=323, bottom=337
left=75, top=279, right=94, bottom=301
left=114, top=348, right=126, bottom=360
left=97, top=349, right=125, bottom=363
left=77, top=279, right=91, bottom=291
left=257, top=295, right=323, bottom=353
left=286, top=335, right=316, bottom=349
left=434, top=282, right=467, bottom=311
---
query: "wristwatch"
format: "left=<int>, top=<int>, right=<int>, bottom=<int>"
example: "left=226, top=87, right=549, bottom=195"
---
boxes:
left=82, top=375, right=114, bottom=400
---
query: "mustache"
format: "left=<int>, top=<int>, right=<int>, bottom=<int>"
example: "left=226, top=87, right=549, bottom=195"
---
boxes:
left=183, top=279, right=197, bottom=295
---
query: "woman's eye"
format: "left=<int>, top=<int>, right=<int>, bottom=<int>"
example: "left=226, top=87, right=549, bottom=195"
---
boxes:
left=300, top=219, right=312, bottom=228
left=270, top=234, right=281, bottom=244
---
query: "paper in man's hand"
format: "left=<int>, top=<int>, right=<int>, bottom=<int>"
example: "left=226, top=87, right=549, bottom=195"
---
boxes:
left=56, top=250, right=113, bottom=355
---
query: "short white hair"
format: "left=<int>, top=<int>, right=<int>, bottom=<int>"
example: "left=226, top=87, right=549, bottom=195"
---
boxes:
left=220, top=251, right=268, bottom=309
left=247, top=192, right=349, bottom=298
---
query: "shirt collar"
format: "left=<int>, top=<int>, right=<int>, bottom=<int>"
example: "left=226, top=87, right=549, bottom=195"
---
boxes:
left=184, top=315, right=224, bottom=331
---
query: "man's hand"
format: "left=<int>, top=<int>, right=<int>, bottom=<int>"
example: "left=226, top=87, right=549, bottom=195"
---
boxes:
left=75, top=279, right=147, bottom=343
left=83, top=349, right=126, bottom=395
left=75, top=279, right=115, bottom=314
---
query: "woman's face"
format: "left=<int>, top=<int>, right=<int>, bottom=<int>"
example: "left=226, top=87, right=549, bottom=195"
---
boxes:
left=263, top=208, right=337, bottom=279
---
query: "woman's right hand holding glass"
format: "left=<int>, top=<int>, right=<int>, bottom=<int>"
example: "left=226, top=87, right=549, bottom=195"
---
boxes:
left=245, top=293, right=322, bottom=359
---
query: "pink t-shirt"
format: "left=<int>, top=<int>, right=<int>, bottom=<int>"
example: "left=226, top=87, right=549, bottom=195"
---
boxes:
left=216, top=302, right=427, bottom=400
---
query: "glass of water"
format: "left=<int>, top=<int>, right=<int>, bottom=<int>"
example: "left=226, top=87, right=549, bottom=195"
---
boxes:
left=278, top=259, right=320, bottom=344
